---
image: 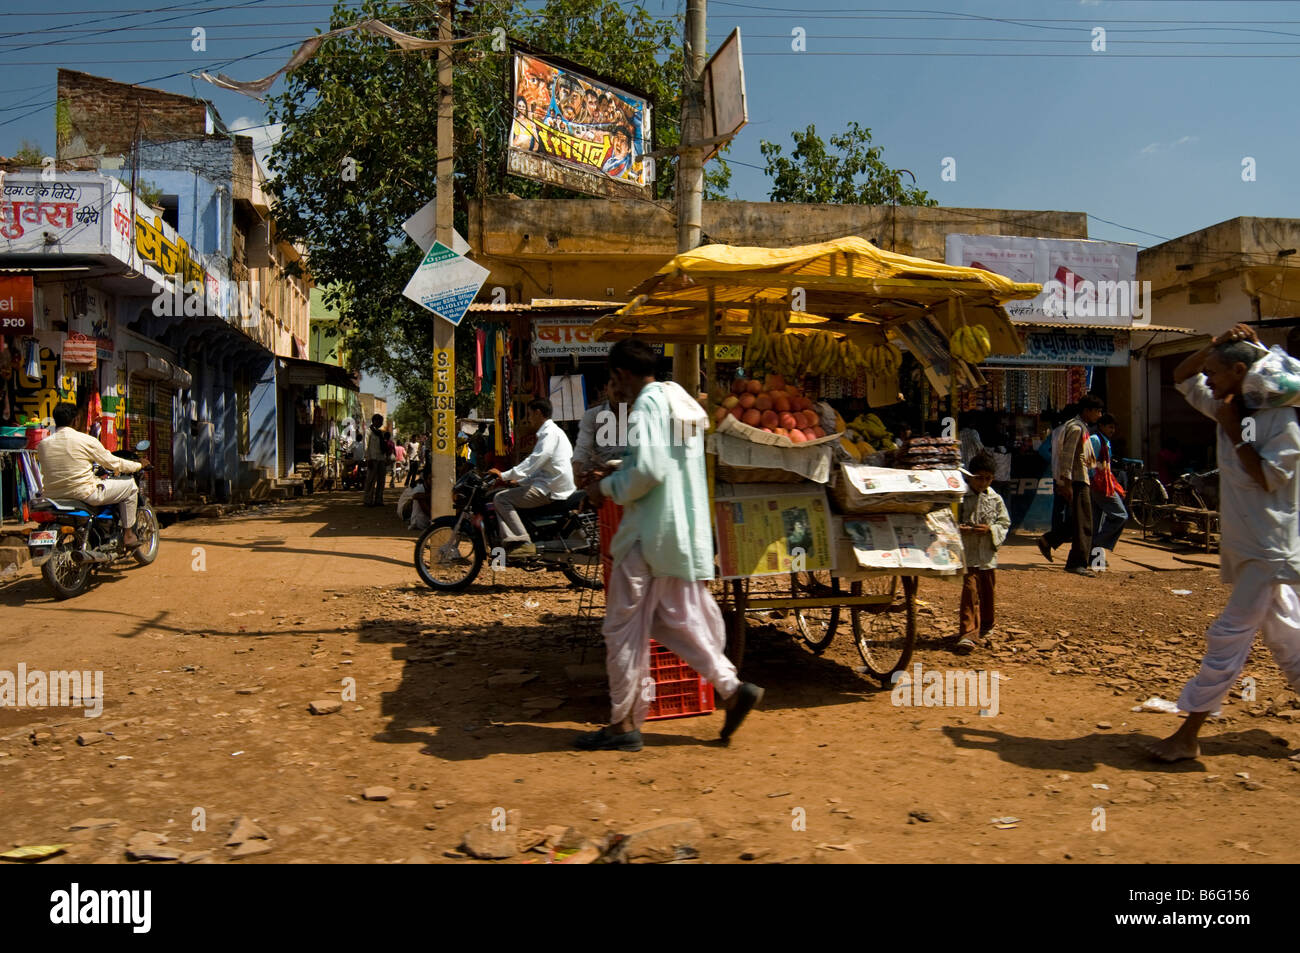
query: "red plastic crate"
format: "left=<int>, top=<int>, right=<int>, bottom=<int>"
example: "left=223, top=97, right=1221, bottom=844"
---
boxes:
left=645, top=640, right=716, bottom=721
left=598, top=497, right=622, bottom=591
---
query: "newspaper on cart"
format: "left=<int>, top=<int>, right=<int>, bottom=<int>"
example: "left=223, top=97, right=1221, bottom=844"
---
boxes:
left=838, top=509, right=966, bottom=577
left=832, top=463, right=966, bottom=514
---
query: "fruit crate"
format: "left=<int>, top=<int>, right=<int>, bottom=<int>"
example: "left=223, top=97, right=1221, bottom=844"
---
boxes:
left=646, top=640, right=716, bottom=721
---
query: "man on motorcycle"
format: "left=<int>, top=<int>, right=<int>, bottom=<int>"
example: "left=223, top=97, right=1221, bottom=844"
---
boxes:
left=36, top=402, right=150, bottom=548
left=488, top=398, right=575, bottom=557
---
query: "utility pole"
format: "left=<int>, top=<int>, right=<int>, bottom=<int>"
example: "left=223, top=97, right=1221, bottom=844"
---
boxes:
left=673, top=0, right=707, bottom=394
left=430, top=0, right=456, bottom=517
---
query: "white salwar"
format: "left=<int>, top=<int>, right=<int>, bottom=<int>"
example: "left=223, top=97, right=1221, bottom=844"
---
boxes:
left=1174, top=375, right=1300, bottom=712
left=602, top=543, right=741, bottom=728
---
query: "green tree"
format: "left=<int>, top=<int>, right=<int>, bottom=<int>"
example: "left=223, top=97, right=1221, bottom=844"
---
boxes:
left=265, top=0, right=715, bottom=415
left=11, top=140, right=44, bottom=166
left=760, top=122, right=936, bottom=206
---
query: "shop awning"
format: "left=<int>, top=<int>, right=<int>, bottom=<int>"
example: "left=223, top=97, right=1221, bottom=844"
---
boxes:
left=594, top=236, right=1041, bottom=352
left=126, top=350, right=192, bottom=388
left=278, top=356, right=359, bottom=391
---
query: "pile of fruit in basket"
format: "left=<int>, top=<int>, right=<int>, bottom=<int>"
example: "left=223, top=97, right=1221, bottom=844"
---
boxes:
left=713, top=373, right=827, bottom=443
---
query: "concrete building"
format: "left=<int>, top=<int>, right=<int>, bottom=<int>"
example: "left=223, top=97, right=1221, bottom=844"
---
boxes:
left=1135, top=216, right=1300, bottom=471
left=35, top=69, right=352, bottom=500
left=468, top=197, right=1091, bottom=303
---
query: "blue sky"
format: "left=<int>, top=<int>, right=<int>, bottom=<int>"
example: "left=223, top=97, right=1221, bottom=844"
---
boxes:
left=3, top=0, right=1297, bottom=401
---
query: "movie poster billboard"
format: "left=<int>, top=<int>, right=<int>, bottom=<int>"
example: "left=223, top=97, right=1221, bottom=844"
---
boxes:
left=507, top=49, right=653, bottom=200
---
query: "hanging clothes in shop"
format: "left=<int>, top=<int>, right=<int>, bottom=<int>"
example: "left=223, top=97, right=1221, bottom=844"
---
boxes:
left=500, top=330, right=514, bottom=452
left=493, top=331, right=505, bottom=455
left=474, top=329, right=485, bottom=395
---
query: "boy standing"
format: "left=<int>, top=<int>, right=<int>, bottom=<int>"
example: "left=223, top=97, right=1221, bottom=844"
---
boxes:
left=955, top=451, right=1011, bottom=655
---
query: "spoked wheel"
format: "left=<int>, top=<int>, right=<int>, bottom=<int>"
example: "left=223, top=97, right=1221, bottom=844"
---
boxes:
left=41, top=539, right=92, bottom=600
left=414, top=516, right=483, bottom=592
left=132, top=505, right=159, bottom=565
left=851, top=575, right=917, bottom=686
left=791, top=570, right=840, bottom=653
left=1129, top=474, right=1167, bottom=531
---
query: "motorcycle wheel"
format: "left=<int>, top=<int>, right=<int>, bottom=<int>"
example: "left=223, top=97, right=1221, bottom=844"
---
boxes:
left=415, top=516, right=483, bottom=592
left=560, top=561, right=602, bottom=590
left=132, top=505, right=160, bottom=565
left=42, top=538, right=92, bottom=600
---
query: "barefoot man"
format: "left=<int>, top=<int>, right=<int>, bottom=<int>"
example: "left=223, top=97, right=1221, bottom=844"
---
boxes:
left=578, top=338, right=764, bottom=752
left=1148, top=324, right=1300, bottom=761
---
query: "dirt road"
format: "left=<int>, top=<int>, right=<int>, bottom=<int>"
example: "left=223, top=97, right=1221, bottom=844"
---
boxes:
left=1, top=495, right=1296, bottom=864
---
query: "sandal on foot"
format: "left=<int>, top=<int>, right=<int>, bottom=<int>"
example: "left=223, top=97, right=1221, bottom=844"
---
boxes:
left=720, top=683, right=764, bottom=745
left=953, top=636, right=977, bottom=656
left=574, top=726, right=642, bottom=752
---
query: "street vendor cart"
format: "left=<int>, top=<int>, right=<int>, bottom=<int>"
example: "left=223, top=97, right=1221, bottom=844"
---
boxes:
left=593, top=237, right=1041, bottom=685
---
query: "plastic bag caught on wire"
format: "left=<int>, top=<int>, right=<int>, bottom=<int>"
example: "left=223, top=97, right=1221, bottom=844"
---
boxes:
left=1242, top=344, right=1300, bottom=409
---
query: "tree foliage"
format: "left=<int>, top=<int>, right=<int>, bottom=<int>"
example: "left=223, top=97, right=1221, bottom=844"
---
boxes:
left=266, top=0, right=721, bottom=419
left=759, top=122, right=936, bottom=206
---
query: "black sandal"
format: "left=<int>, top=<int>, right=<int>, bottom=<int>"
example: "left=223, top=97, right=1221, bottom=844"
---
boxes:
left=574, top=726, right=643, bottom=752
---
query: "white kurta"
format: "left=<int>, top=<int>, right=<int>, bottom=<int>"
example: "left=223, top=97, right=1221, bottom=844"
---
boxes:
left=1174, top=374, right=1300, bottom=711
left=1176, top=376, right=1300, bottom=583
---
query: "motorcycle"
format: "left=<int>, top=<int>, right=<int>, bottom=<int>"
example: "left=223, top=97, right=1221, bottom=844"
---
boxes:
left=341, top=458, right=365, bottom=491
left=26, top=440, right=160, bottom=600
left=414, top=469, right=600, bottom=592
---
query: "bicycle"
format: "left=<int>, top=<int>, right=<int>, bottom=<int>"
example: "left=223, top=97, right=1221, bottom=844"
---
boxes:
left=1118, top=458, right=1168, bottom=531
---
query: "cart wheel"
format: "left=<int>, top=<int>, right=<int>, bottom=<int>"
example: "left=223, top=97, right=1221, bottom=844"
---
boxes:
left=726, top=578, right=747, bottom=671
left=851, top=576, right=917, bottom=687
left=791, top=571, right=840, bottom=654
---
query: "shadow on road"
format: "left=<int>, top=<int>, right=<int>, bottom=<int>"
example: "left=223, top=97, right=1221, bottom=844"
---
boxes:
left=943, top=724, right=1296, bottom=773
left=365, top=584, right=890, bottom=761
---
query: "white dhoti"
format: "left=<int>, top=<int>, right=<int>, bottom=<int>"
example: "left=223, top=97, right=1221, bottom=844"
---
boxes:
left=1177, top=560, right=1300, bottom=713
left=602, top=542, right=742, bottom=728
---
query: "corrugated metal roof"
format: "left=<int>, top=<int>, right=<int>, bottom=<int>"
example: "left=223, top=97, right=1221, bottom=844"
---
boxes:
left=1012, top=320, right=1192, bottom=334
left=468, top=299, right=624, bottom=312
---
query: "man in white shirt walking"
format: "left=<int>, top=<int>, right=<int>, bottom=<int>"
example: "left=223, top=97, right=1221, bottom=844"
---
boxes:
left=1149, top=324, right=1300, bottom=761
left=488, top=398, right=575, bottom=556
left=37, top=402, right=148, bottom=548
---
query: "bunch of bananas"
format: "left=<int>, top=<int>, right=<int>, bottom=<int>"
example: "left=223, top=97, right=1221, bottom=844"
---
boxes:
left=744, top=307, right=789, bottom=367
left=864, top=342, right=902, bottom=376
left=851, top=412, right=890, bottom=441
left=950, top=323, right=992, bottom=364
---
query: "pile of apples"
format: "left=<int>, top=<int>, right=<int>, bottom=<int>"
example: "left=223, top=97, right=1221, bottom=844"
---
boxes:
left=713, top=373, right=827, bottom=444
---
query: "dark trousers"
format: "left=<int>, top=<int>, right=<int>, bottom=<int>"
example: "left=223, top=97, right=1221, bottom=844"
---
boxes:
left=1044, top=481, right=1093, bottom=568
left=960, top=568, right=996, bottom=637
left=363, top=460, right=386, bottom=506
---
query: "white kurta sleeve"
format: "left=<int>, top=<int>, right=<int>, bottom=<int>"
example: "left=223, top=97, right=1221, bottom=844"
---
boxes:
left=1176, top=374, right=1221, bottom=421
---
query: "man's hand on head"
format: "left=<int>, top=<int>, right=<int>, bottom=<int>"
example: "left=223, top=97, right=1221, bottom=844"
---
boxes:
left=1213, top=324, right=1259, bottom=347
